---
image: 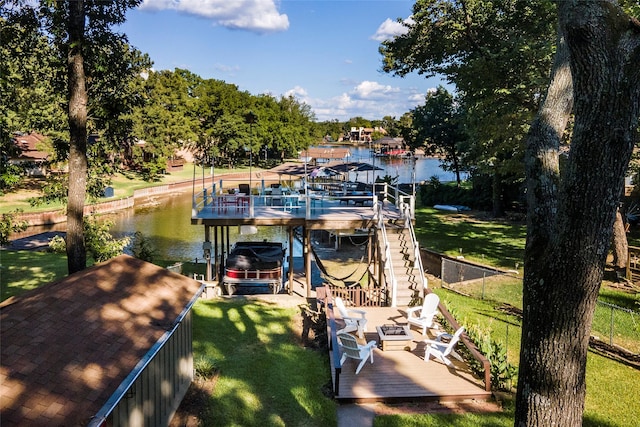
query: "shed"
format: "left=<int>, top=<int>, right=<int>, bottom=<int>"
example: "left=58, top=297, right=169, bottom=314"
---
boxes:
left=0, top=255, right=204, bottom=426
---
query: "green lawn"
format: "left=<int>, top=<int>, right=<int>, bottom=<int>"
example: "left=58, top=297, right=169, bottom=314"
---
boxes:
left=192, top=299, right=337, bottom=426
left=414, top=208, right=527, bottom=272
left=0, top=250, right=69, bottom=300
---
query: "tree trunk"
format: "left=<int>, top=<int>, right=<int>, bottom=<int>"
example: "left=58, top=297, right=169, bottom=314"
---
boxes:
left=611, top=207, right=628, bottom=280
left=66, top=0, right=88, bottom=274
left=517, top=2, right=640, bottom=426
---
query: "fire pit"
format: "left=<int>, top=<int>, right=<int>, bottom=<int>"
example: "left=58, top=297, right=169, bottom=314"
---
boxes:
left=376, top=324, right=412, bottom=351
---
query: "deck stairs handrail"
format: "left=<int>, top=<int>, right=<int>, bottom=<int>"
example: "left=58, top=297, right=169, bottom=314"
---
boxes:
left=316, top=286, right=344, bottom=396
left=375, top=201, right=398, bottom=307
left=401, top=202, right=427, bottom=297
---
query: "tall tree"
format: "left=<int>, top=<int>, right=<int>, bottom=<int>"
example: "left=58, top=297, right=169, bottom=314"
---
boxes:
left=65, top=0, right=89, bottom=273
left=130, top=69, right=199, bottom=178
left=380, top=0, right=555, bottom=215
left=412, top=86, right=466, bottom=185
left=38, top=0, right=143, bottom=273
left=518, top=1, right=640, bottom=425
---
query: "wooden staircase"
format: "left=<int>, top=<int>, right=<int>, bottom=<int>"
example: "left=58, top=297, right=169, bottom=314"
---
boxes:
left=380, top=224, right=424, bottom=306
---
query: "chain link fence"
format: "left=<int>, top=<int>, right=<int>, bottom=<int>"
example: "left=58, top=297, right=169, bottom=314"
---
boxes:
left=441, top=258, right=640, bottom=356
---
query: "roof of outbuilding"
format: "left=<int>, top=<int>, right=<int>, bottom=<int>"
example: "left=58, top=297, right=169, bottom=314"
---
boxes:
left=0, top=255, right=203, bottom=426
left=11, top=132, right=50, bottom=161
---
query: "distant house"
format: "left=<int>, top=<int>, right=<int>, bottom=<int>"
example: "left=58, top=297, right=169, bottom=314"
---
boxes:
left=349, top=126, right=387, bottom=143
left=0, top=255, right=204, bottom=426
left=9, top=132, right=50, bottom=176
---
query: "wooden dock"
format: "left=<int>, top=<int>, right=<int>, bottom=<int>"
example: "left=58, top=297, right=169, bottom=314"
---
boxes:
left=330, top=307, right=492, bottom=403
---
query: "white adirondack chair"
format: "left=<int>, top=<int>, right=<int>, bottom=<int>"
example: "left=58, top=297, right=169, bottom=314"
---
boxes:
left=406, top=293, right=440, bottom=335
left=337, top=332, right=377, bottom=374
left=423, top=326, right=466, bottom=365
left=334, top=297, right=367, bottom=339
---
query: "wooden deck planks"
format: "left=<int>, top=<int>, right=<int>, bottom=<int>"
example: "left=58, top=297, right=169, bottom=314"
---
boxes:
left=331, top=307, right=492, bottom=402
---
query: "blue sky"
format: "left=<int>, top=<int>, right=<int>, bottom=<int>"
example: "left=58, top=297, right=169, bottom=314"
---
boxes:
left=119, top=0, right=448, bottom=122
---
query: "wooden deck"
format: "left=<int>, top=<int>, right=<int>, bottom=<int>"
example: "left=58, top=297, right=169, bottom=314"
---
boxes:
left=330, top=307, right=492, bottom=403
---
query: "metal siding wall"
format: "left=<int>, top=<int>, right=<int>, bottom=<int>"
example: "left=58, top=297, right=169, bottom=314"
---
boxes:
left=108, top=311, right=194, bottom=426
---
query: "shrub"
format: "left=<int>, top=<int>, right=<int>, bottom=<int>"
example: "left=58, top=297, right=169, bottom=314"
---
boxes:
left=130, top=231, right=157, bottom=262
left=47, top=217, right=130, bottom=262
left=0, top=210, right=28, bottom=246
left=443, top=299, right=517, bottom=391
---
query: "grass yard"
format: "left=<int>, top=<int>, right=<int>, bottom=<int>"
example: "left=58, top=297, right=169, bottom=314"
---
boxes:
left=414, top=208, right=527, bottom=272
left=374, top=409, right=514, bottom=427
left=418, top=287, right=640, bottom=427
left=191, top=299, right=337, bottom=426
left=0, top=250, right=69, bottom=300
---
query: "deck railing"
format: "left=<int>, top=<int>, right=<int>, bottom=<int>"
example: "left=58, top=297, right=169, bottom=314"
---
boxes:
left=316, top=286, right=343, bottom=396
left=376, top=201, right=398, bottom=306
left=327, top=284, right=389, bottom=307
left=191, top=178, right=415, bottom=221
left=401, top=202, right=427, bottom=294
left=429, top=289, right=492, bottom=392
left=320, top=286, right=492, bottom=394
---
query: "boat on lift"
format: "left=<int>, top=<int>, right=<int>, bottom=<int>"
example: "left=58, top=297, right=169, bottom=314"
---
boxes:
left=222, top=241, right=286, bottom=295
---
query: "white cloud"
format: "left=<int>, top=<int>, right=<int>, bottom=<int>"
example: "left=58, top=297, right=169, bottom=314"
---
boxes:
left=140, top=0, right=289, bottom=33
left=370, top=17, right=412, bottom=42
left=286, top=81, right=425, bottom=122
left=352, top=81, right=399, bottom=100
left=285, top=86, right=308, bottom=98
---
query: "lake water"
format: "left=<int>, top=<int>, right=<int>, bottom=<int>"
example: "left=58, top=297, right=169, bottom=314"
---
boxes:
left=329, top=145, right=466, bottom=184
left=25, top=149, right=461, bottom=262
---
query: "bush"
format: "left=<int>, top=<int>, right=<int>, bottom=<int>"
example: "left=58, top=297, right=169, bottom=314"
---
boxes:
left=444, top=299, right=517, bottom=391
left=130, top=231, right=157, bottom=262
left=420, top=176, right=475, bottom=207
left=0, top=210, right=28, bottom=246
left=47, top=217, right=130, bottom=262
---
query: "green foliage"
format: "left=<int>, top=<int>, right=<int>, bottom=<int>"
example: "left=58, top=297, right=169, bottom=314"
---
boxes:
left=420, top=177, right=476, bottom=208
left=380, top=0, right=555, bottom=215
left=193, top=355, right=217, bottom=379
left=412, top=87, right=467, bottom=185
left=0, top=163, right=23, bottom=194
left=442, top=302, right=516, bottom=390
left=130, top=231, right=158, bottom=262
left=47, top=217, right=130, bottom=262
left=464, top=324, right=517, bottom=391
left=83, top=217, right=130, bottom=262
left=48, top=234, right=66, bottom=254
left=0, top=210, right=28, bottom=246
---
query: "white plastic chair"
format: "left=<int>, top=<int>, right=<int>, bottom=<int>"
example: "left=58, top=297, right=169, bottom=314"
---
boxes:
left=334, top=297, right=367, bottom=339
left=423, top=326, right=466, bottom=365
left=337, top=332, right=376, bottom=374
left=406, top=293, right=440, bottom=335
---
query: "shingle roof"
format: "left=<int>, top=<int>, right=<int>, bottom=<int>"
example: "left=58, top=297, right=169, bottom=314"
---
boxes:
left=11, top=132, right=50, bottom=161
left=0, top=255, right=203, bottom=426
